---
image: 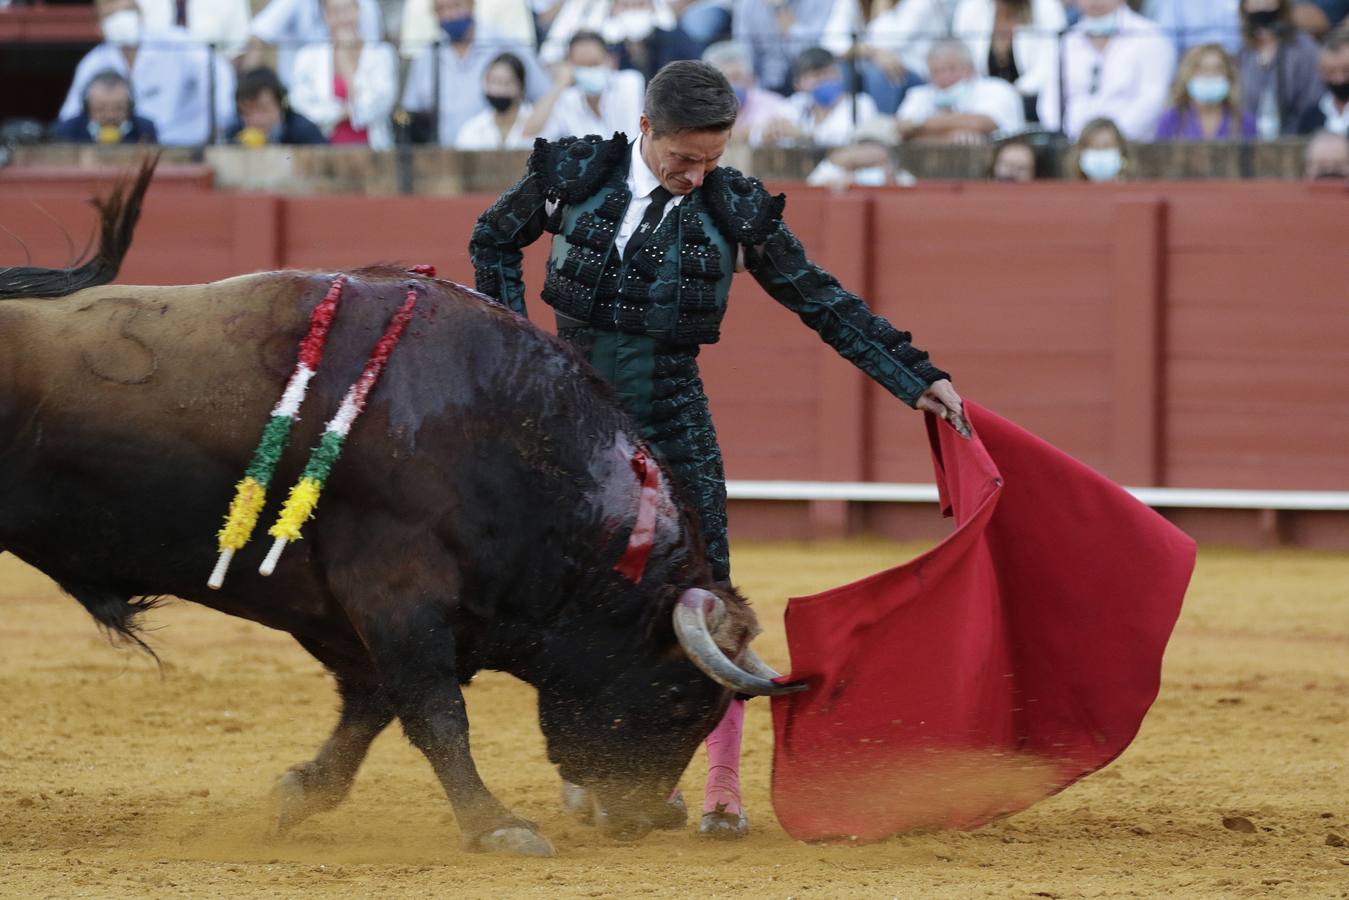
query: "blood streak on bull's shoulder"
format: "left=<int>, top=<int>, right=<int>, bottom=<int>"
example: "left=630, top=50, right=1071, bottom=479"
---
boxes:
left=588, top=434, right=681, bottom=583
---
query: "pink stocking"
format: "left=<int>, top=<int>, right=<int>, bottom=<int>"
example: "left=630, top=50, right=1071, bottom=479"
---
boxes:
left=702, top=698, right=745, bottom=815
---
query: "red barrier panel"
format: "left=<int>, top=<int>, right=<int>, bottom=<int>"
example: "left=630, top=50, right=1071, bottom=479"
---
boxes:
left=2, top=176, right=1345, bottom=545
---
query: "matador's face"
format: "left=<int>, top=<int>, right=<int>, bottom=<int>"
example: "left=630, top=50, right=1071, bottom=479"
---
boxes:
left=638, top=117, right=730, bottom=195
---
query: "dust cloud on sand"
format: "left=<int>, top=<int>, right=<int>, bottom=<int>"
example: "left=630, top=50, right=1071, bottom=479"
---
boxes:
left=1, top=542, right=1346, bottom=898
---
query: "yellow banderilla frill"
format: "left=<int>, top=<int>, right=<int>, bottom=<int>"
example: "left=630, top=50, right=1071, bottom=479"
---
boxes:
left=269, top=477, right=323, bottom=542
left=217, top=476, right=267, bottom=551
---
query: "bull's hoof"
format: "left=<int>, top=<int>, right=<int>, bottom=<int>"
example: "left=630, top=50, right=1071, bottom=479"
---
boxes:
left=475, top=826, right=556, bottom=858
left=270, top=763, right=341, bottom=835
left=653, top=789, right=688, bottom=831
left=698, top=806, right=749, bottom=840
left=561, top=781, right=594, bottom=825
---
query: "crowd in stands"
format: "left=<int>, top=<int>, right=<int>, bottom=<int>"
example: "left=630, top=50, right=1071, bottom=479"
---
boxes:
left=7, top=0, right=1349, bottom=181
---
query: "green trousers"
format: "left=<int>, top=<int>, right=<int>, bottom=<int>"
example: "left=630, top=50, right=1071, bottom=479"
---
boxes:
left=558, top=319, right=731, bottom=582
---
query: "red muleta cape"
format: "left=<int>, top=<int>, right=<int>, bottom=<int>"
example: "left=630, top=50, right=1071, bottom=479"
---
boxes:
left=769, top=401, right=1195, bottom=843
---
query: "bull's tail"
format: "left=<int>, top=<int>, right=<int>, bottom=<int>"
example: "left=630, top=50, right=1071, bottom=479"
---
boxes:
left=0, top=154, right=157, bottom=300
left=59, top=579, right=164, bottom=660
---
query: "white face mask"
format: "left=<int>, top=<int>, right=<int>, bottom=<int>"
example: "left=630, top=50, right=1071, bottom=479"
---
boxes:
left=851, top=166, right=890, bottom=187
left=102, top=9, right=143, bottom=46
left=1081, top=10, right=1120, bottom=37
left=932, top=79, right=970, bottom=111
left=574, top=65, right=611, bottom=97
left=1079, top=147, right=1123, bottom=182
left=603, top=10, right=656, bottom=43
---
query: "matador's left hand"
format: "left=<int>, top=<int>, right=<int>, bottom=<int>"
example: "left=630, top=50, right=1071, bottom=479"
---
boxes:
left=916, top=379, right=970, bottom=439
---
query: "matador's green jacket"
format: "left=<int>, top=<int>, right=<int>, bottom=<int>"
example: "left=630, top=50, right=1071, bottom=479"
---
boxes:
left=469, top=133, right=950, bottom=580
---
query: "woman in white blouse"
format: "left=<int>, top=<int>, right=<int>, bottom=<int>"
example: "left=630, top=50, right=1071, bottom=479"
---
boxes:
left=455, top=52, right=537, bottom=150
left=952, top=0, right=1067, bottom=121
left=289, top=0, right=399, bottom=150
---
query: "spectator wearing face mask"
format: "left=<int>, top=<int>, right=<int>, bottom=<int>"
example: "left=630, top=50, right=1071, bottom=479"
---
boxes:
left=455, top=52, right=537, bottom=148
left=1296, top=26, right=1349, bottom=133
left=403, top=0, right=552, bottom=147
left=988, top=135, right=1052, bottom=180
left=1155, top=43, right=1257, bottom=139
left=805, top=117, right=917, bottom=188
left=399, top=0, right=539, bottom=57
left=1238, top=0, right=1326, bottom=137
left=896, top=39, right=1025, bottom=143
left=952, top=0, right=1067, bottom=124
left=289, top=0, right=400, bottom=149
left=1302, top=127, right=1349, bottom=176
left=227, top=67, right=329, bottom=146
left=1141, top=0, right=1243, bottom=55
left=702, top=40, right=790, bottom=145
left=53, top=70, right=159, bottom=145
left=1069, top=116, right=1132, bottom=181
left=759, top=47, right=877, bottom=148
left=247, top=0, right=385, bottom=87
left=137, top=0, right=252, bottom=61
left=1038, top=0, right=1177, bottom=140
left=606, top=0, right=701, bottom=80
left=59, top=0, right=236, bottom=146
left=526, top=30, right=646, bottom=140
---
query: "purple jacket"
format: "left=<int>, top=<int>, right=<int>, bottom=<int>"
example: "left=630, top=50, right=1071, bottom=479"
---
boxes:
left=1154, top=106, right=1258, bottom=140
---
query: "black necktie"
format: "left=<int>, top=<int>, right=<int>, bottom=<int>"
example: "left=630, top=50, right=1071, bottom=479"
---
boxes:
left=176, top=0, right=188, bottom=27
left=623, top=186, right=673, bottom=263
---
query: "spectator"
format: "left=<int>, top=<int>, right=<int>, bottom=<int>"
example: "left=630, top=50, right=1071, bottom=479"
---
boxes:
left=805, top=117, right=917, bottom=187
left=761, top=47, right=878, bottom=147
left=526, top=30, right=645, bottom=139
left=1296, top=26, right=1349, bottom=133
left=247, top=0, right=384, bottom=86
left=1068, top=116, right=1132, bottom=180
left=1294, top=0, right=1349, bottom=36
left=673, top=0, right=734, bottom=53
left=988, top=134, right=1052, bottom=179
left=1038, top=0, right=1177, bottom=140
left=227, top=67, right=328, bottom=145
left=952, top=0, right=1067, bottom=123
left=137, top=0, right=252, bottom=60
left=289, top=0, right=399, bottom=149
left=402, top=0, right=552, bottom=146
left=1303, top=126, right=1349, bottom=175
left=896, top=39, right=1026, bottom=142
left=454, top=52, right=537, bottom=148
left=52, top=70, right=159, bottom=144
left=1156, top=43, right=1257, bottom=139
left=59, top=0, right=236, bottom=146
left=862, top=0, right=957, bottom=83
left=1238, top=0, right=1325, bottom=137
left=606, top=0, right=701, bottom=80
left=732, top=0, right=858, bottom=94
left=1142, top=0, right=1243, bottom=54
left=400, top=0, right=538, bottom=56
left=702, top=39, right=790, bottom=145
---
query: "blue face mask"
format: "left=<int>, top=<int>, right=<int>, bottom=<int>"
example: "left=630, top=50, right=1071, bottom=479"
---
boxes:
left=441, top=15, right=473, bottom=42
left=1187, top=76, right=1230, bottom=105
left=1079, top=147, right=1123, bottom=182
left=810, top=78, right=844, bottom=109
left=1081, top=11, right=1120, bottom=37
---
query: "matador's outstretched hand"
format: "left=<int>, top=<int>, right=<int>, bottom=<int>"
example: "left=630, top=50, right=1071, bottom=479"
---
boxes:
left=916, top=379, right=971, bottom=439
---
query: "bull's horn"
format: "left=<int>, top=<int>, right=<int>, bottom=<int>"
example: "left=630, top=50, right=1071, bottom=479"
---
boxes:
left=672, top=590, right=806, bottom=697
left=740, top=648, right=785, bottom=681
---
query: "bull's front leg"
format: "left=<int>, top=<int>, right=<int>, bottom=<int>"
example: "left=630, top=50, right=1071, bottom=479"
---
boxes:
left=351, top=600, right=555, bottom=857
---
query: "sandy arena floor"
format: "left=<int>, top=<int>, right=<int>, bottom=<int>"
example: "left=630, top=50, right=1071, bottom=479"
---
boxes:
left=1, top=541, right=1346, bottom=899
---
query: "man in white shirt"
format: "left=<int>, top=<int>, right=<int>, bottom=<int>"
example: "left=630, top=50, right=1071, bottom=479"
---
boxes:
left=1037, top=0, right=1177, bottom=140
left=247, top=0, right=384, bottom=86
left=862, top=0, right=958, bottom=81
left=59, top=0, right=235, bottom=146
left=761, top=46, right=878, bottom=147
left=527, top=30, right=646, bottom=141
left=896, top=38, right=1026, bottom=142
left=138, top=0, right=252, bottom=60
left=402, top=0, right=552, bottom=146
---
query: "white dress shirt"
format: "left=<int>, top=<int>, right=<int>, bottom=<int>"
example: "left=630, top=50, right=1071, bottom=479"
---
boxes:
left=138, top=0, right=252, bottom=58
left=538, top=70, right=646, bottom=143
left=1036, top=5, right=1177, bottom=140
left=401, top=29, right=552, bottom=147
left=952, top=0, right=1067, bottom=100
left=1318, top=94, right=1349, bottom=137
left=865, top=0, right=959, bottom=79
left=455, top=102, right=537, bottom=150
left=288, top=41, right=400, bottom=150
left=59, top=27, right=236, bottom=146
left=896, top=76, right=1026, bottom=135
left=249, top=0, right=384, bottom=86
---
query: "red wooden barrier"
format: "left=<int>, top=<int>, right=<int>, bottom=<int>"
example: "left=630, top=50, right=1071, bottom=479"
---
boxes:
left=3, top=176, right=1345, bottom=545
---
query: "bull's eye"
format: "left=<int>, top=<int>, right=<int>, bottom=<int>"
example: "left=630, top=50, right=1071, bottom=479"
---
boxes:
left=611, top=718, right=623, bottom=728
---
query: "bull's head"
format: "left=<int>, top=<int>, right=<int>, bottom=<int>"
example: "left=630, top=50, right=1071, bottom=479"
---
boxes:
left=536, top=585, right=802, bottom=841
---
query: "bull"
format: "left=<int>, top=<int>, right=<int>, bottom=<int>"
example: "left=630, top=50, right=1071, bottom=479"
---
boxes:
left=0, top=162, right=799, bottom=857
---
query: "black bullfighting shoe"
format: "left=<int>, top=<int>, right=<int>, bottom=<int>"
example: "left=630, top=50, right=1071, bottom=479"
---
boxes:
left=698, top=802, right=749, bottom=839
